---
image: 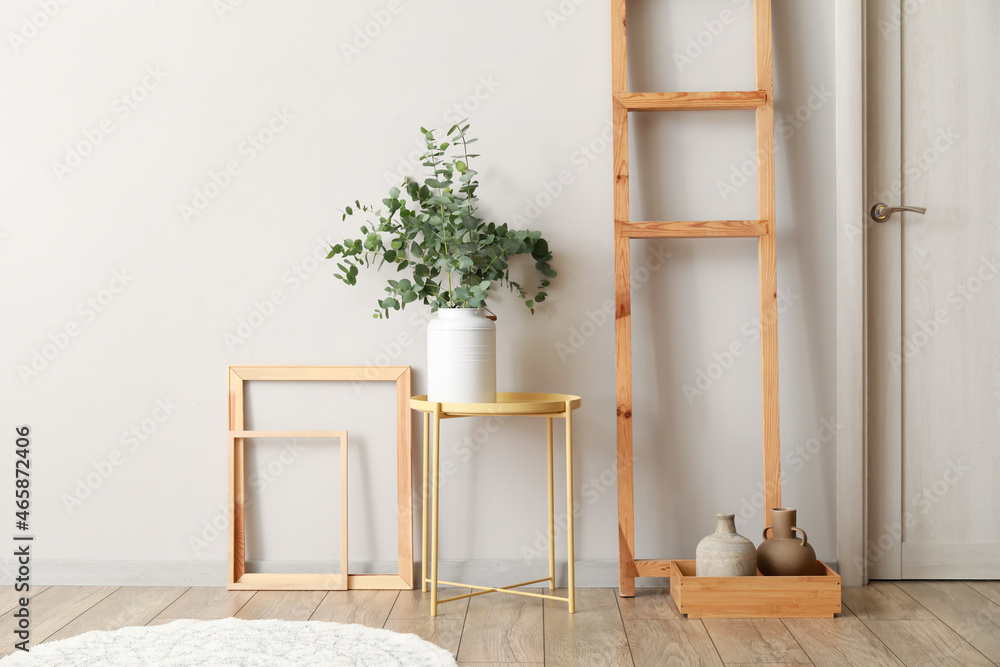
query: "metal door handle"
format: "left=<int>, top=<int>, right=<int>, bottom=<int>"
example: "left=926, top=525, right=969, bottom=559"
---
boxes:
left=870, top=203, right=927, bottom=222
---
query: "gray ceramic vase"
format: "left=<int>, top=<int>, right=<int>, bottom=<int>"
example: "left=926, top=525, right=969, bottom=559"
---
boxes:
left=757, top=507, right=818, bottom=576
left=696, top=513, right=757, bottom=577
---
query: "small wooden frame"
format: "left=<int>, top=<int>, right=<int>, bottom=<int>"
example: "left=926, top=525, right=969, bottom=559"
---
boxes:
left=228, top=365, right=413, bottom=591
left=228, top=431, right=348, bottom=590
left=669, top=560, right=842, bottom=619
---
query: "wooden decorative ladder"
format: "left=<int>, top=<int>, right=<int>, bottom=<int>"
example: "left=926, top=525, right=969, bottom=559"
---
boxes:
left=612, top=0, right=781, bottom=597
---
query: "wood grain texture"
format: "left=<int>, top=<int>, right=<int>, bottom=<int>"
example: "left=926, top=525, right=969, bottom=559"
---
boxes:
left=624, top=619, right=722, bottom=667
left=757, top=233, right=781, bottom=519
left=229, top=368, right=245, bottom=584
left=230, top=365, right=408, bottom=382
left=345, top=574, right=411, bottom=590
left=457, top=588, right=543, bottom=663
left=153, top=587, right=253, bottom=619
left=609, top=0, right=626, bottom=93
left=865, top=620, right=994, bottom=666
left=309, top=590, right=398, bottom=628
left=44, top=587, right=187, bottom=643
left=783, top=617, right=904, bottom=666
left=230, top=572, right=348, bottom=591
left=395, top=366, right=413, bottom=586
left=341, top=431, right=350, bottom=586
left=228, top=430, right=346, bottom=438
left=615, top=91, right=766, bottom=111
left=670, top=560, right=840, bottom=619
left=895, top=581, right=1000, bottom=662
left=614, top=0, right=786, bottom=600
left=619, top=220, right=767, bottom=239
left=610, top=0, right=631, bottom=599
left=19, top=586, right=1000, bottom=663
left=383, top=619, right=464, bottom=656
left=234, top=590, right=326, bottom=620
left=228, top=432, right=349, bottom=591
left=389, top=587, right=471, bottom=621
left=841, top=582, right=934, bottom=620
left=0, top=586, right=117, bottom=656
left=616, top=587, right=680, bottom=620
left=613, top=94, right=635, bottom=599
left=753, top=0, right=781, bottom=522
left=753, top=0, right=774, bottom=92
left=966, top=581, right=1000, bottom=606
left=0, top=585, right=47, bottom=615
left=544, top=589, right=631, bottom=667
left=702, top=619, right=810, bottom=664
left=633, top=559, right=672, bottom=577
left=228, top=365, right=412, bottom=591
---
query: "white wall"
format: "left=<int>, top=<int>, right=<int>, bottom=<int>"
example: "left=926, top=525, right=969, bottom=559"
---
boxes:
left=1, top=0, right=837, bottom=585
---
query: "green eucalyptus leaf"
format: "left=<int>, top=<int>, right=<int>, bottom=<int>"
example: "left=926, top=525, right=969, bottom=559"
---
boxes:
left=328, top=123, right=555, bottom=318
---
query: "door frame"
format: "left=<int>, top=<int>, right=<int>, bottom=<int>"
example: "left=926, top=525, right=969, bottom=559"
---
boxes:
left=834, top=0, right=869, bottom=587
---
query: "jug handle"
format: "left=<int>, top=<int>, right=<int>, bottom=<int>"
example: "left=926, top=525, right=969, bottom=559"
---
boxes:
left=762, top=526, right=808, bottom=547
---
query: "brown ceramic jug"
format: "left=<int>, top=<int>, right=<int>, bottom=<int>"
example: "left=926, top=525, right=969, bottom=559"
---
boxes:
left=757, top=508, right=818, bottom=576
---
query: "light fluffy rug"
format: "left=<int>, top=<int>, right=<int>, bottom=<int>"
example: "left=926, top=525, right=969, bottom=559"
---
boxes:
left=0, top=618, right=457, bottom=666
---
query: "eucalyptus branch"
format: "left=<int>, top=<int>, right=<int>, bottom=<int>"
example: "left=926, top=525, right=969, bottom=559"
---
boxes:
left=327, top=123, right=557, bottom=318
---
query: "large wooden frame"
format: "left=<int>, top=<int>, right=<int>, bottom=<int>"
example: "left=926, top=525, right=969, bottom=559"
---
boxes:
left=227, top=365, right=413, bottom=591
left=613, top=0, right=781, bottom=596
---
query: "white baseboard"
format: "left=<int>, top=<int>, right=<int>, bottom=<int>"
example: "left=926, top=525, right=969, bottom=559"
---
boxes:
left=3, top=558, right=837, bottom=588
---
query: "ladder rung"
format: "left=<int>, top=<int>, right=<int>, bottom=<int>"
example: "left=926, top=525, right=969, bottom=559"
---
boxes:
left=618, top=220, right=768, bottom=239
left=615, top=91, right=767, bottom=111
left=634, top=559, right=673, bottom=577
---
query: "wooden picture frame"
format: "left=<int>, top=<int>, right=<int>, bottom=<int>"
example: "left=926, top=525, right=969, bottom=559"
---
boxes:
left=228, top=430, right=349, bottom=590
left=227, top=365, right=413, bottom=591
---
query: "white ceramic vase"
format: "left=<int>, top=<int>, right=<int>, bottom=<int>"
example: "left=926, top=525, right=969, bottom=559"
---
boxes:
left=695, top=513, right=757, bottom=577
left=427, top=307, right=496, bottom=403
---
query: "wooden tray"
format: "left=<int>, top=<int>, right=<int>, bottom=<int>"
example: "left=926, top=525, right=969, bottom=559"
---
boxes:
left=669, top=560, right=841, bottom=618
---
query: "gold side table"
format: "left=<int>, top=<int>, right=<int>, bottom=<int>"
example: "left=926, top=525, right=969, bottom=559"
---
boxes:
left=410, top=393, right=582, bottom=616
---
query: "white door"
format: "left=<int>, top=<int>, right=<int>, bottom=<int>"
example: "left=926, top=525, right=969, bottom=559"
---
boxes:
left=868, top=0, right=1000, bottom=579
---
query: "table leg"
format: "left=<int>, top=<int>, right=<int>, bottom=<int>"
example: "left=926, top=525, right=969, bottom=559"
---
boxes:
left=547, top=417, right=555, bottom=591
left=430, top=404, right=442, bottom=617
left=422, top=412, right=429, bottom=593
left=565, top=401, right=575, bottom=613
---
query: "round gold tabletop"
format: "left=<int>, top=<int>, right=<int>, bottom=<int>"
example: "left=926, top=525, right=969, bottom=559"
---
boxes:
left=410, top=392, right=582, bottom=417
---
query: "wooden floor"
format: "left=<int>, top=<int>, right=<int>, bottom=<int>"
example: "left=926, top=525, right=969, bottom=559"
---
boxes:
left=5, top=582, right=1000, bottom=665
